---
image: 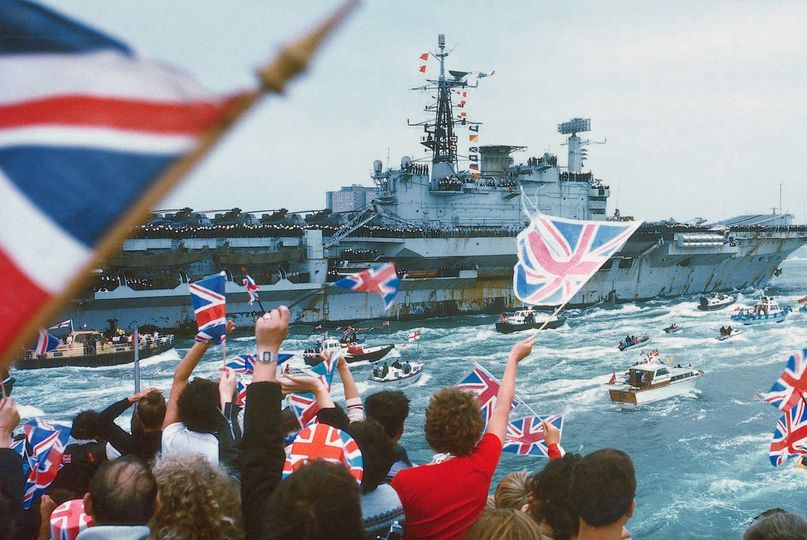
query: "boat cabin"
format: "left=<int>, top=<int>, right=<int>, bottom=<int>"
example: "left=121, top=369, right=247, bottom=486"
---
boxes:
left=626, top=363, right=699, bottom=390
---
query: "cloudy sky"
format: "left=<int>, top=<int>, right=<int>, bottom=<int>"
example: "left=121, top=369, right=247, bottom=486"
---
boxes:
left=45, top=0, right=807, bottom=222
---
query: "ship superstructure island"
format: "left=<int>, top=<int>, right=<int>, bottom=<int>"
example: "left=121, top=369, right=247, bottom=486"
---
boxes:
left=63, top=35, right=807, bottom=331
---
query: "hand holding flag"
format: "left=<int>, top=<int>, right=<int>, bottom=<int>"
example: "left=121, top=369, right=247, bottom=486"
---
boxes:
left=189, top=272, right=227, bottom=344
left=503, top=415, right=564, bottom=458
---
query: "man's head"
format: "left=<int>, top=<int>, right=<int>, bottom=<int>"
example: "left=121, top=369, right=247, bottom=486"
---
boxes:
left=135, top=390, right=166, bottom=431
left=744, top=508, right=807, bottom=540
left=71, top=410, right=101, bottom=440
left=268, top=460, right=363, bottom=540
left=346, top=419, right=397, bottom=494
left=570, top=449, right=636, bottom=529
left=365, top=390, right=410, bottom=441
left=176, top=378, right=219, bottom=433
left=84, top=456, right=157, bottom=525
left=425, top=387, right=483, bottom=456
left=466, top=508, right=544, bottom=540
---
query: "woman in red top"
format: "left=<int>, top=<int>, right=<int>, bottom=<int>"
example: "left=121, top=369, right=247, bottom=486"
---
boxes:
left=392, top=336, right=560, bottom=540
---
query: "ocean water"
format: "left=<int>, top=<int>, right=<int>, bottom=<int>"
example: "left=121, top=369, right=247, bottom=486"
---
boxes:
left=12, top=248, right=807, bottom=538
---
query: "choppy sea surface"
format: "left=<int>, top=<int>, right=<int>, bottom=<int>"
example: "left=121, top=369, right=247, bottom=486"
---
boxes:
left=12, top=247, right=807, bottom=539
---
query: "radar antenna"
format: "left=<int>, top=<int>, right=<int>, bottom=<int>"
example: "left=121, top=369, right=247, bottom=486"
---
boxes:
left=558, top=118, right=605, bottom=173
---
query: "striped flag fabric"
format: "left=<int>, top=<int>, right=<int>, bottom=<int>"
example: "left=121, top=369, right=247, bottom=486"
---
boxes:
left=287, top=351, right=338, bottom=428
left=0, top=1, right=239, bottom=362
left=189, top=272, right=227, bottom=343
left=514, top=214, right=642, bottom=306
left=50, top=498, right=94, bottom=540
left=333, top=263, right=400, bottom=310
left=282, top=423, right=363, bottom=482
left=765, top=348, right=807, bottom=412
left=407, top=329, right=421, bottom=342
left=33, top=330, right=61, bottom=355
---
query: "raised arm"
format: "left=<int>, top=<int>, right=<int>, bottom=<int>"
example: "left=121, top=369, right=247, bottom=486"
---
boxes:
left=99, top=387, right=160, bottom=455
left=485, top=336, right=534, bottom=443
left=242, top=307, right=289, bottom=539
left=163, top=320, right=235, bottom=428
left=337, top=356, right=364, bottom=422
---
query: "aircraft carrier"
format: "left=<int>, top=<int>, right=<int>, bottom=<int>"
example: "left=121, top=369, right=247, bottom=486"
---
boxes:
left=60, top=35, right=807, bottom=331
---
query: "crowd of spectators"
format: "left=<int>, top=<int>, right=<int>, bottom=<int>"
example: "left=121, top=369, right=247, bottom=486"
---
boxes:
left=436, top=177, right=464, bottom=191
left=2, top=309, right=803, bottom=539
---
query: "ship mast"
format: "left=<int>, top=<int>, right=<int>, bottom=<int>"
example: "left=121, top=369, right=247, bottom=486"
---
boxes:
left=409, top=34, right=480, bottom=181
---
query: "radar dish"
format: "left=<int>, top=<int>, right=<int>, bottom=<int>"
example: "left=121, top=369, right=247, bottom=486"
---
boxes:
left=373, top=160, right=383, bottom=172
left=448, top=69, right=469, bottom=80
left=557, top=118, right=591, bottom=135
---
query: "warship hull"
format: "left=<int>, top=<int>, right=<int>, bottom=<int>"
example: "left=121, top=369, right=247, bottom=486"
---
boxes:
left=60, top=233, right=805, bottom=330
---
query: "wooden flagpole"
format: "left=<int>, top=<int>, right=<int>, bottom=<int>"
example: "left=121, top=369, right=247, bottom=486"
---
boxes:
left=1, top=0, right=359, bottom=367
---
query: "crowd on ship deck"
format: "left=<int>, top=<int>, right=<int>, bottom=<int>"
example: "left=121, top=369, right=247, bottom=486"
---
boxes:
left=436, top=177, right=464, bottom=191
left=402, top=163, right=429, bottom=176
left=2, top=309, right=804, bottom=540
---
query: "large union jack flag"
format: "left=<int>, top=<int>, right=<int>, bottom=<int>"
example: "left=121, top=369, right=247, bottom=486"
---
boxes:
left=503, top=415, right=563, bottom=457
left=514, top=214, right=642, bottom=305
left=287, top=351, right=339, bottom=428
left=457, top=361, right=521, bottom=426
left=50, top=498, right=94, bottom=540
left=14, top=418, right=71, bottom=509
left=765, top=348, right=807, bottom=412
left=282, top=423, right=363, bottom=482
left=189, top=272, right=227, bottom=343
left=333, top=262, right=399, bottom=310
left=769, top=401, right=807, bottom=466
left=0, top=1, right=239, bottom=362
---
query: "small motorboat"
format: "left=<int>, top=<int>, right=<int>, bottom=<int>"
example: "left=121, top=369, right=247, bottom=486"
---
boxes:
left=617, top=334, right=650, bottom=351
left=368, top=361, right=424, bottom=386
left=697, top=293, right=736, bottom=311
left=730, top=296, right=791, bottom=325
left=495, top=307, right=566, bottom=334
left=715, top=325, right=743, bottom=341
left=663, top=323, right=682, bottom=334
left=608, top=359, right=703, bottom=405
left=799, top=303, right=807, bottom=313
left=304, top=336, right=394, bottom=366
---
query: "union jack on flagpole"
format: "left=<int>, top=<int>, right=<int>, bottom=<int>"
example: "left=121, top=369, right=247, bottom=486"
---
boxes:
left=514, top=213, right=642, bottom=306
left=333, top=262, right=400, bottom=310
left=769, top=401, right=807, bottom=466
left=503, top=415, right=564, bottom=458
left=33, top=330, right=61, bottom=355
left=189, top=272, right=228, bottom=345
left=764, top=348, right=807, bottom=412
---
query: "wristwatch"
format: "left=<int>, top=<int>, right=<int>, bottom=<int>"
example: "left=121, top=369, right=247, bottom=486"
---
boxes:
left=257, top=351, right=279, bottom=364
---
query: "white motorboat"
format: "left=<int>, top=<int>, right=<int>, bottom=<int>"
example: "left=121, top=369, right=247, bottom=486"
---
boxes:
left=368, top=361, right=424, bottom=387
left=495, top=307, right=566, bottom=333
left=730, top=296, right=791, bottom=325
left=608, top=359, right=703, bottom=405
left=697, top=293, right=736, bottom=311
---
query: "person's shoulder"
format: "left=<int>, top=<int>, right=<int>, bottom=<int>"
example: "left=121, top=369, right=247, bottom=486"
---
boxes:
left=162, top=422, right=185, bottom=437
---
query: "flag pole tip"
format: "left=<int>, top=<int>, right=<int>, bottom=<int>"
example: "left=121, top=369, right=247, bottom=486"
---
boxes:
left=258, top=0, right=359, bottom=93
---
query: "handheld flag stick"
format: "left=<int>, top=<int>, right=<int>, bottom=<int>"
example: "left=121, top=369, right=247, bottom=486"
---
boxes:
left=530, top=302, right=569, bottom=338
left=1, top=0, right=359, bottom=367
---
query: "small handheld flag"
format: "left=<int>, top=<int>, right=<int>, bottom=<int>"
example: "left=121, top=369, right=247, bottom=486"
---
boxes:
left=514, top=214, right=641, bottom=306
left=242, top=274, right=261, bottom=305
left=769, top=401, right=807, bottom=466
left=457, top=361, right=521, bottom=425
left=765, top=348, right=807, bottom=412
left=189, top=272, right=227, bottom=344
left=50, top=499, right=94, bottom=540
left=287, top=351, right=338, bottom=428
left=32, top=330, right=61, bottom=355
left=503, top=415, right=563, bottom=458
left=407, top=329, right=421, bottom=342
left=18, top=418, right=71, bottom=509
left=333, top=263, right=399, bottom=310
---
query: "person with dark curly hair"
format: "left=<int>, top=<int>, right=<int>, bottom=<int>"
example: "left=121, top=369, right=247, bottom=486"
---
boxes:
left=365, top=390, right=413, bottom=482
left=570, top=449, right=636, bottom=540
left=391, top=336, right=535, bottom=540
left=527, top=453, right=582, bottom=540
left=162, top=321, right=235, bottom=465
left=744, top=508, right=807, bottom=540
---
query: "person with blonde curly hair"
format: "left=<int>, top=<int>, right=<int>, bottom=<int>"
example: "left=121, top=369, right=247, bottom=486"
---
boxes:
left=466, top=508, right=546, bottom=540
left=150, top=454, right=243, bottom=540
left=392, top=336, right=535, bottom=540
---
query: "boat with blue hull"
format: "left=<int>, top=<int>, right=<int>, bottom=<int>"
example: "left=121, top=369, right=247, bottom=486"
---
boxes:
left=730, top=297, right=791, bottom=325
